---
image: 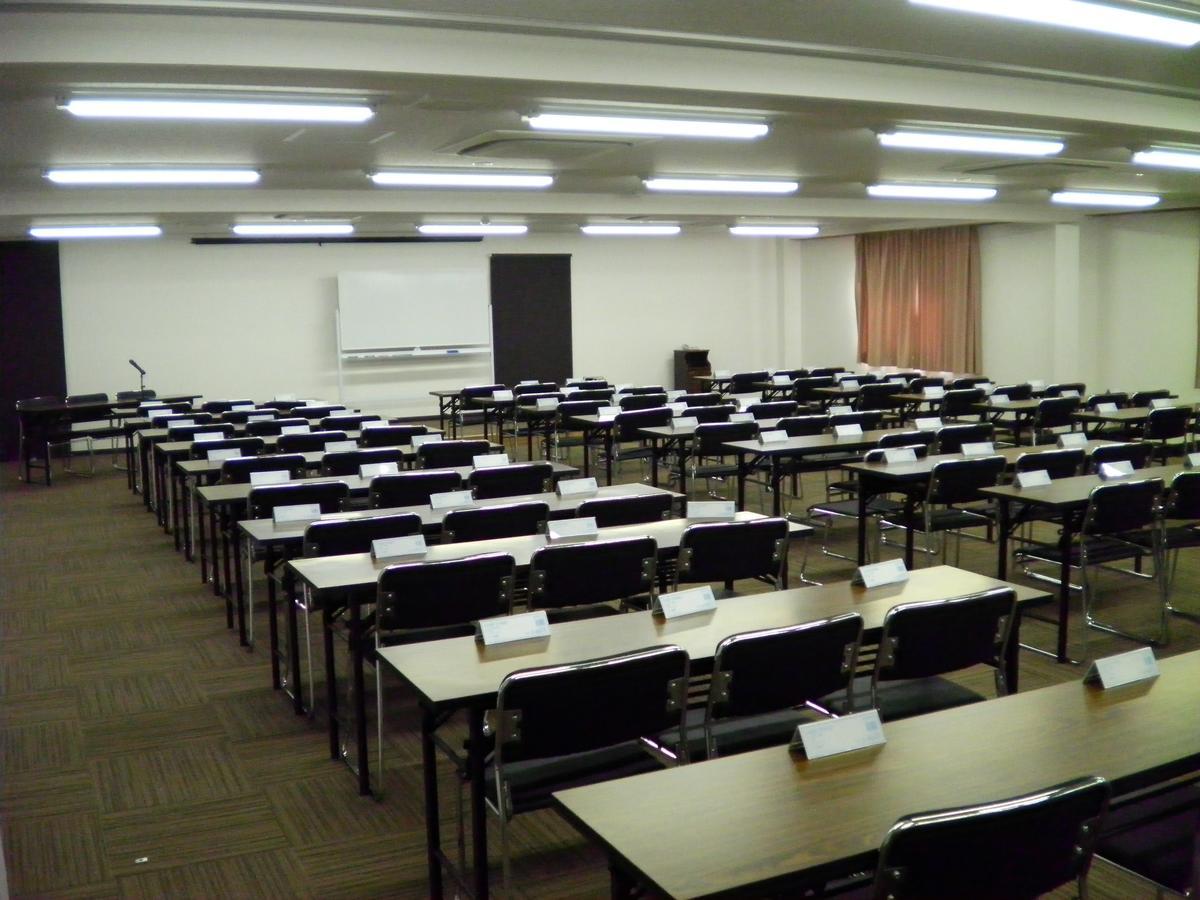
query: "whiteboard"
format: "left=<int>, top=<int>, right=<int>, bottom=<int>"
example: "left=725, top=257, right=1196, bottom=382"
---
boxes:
left=337, top=269, right=491, bottom=352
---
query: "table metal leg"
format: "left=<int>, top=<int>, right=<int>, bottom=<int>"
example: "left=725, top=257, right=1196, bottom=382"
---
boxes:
left=997, top=498, right=1010, bottom=580
left=350, top=601, right=371, bottom=795
left=233, top=526, right=247, bottom=646
left=421, top=705, right=445, bottom=898
left=468, top=707, right=489, bottom=899
left=771, top=456, right=783, bottom=517
left=325, top=606, right=339, bottom=760
left=267, top=546, right=281, bottom=689
left=903, top=493, right=917, bottom=570
left=287, top=571, right=305, bottom=715
left=1057, top=514, right=1073, bottom=663
left=856, top=486, right=870, bottom=566
left=604, top=431, right=613, bottom=485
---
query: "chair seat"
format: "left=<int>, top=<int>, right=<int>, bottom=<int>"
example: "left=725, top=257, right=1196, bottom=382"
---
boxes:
left=690, top=707, right=811, bottom=759
left=879, top=507, right=993, bottom=534
left=1097, top=783, right=1200, bottom=895
left=1125, top=524, right=1200, bottom=551
left=1016, top=535, right=1147, bottom=566
left=809, top=497, right=905, bottom=519
left=824, top=675, right=986, bottom=721
left=486, top=742, right=662, bottom=816
left=693, top=462, right=739, bottom=479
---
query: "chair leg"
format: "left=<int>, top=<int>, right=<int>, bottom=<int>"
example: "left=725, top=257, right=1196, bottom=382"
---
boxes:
left=375, top=642, right=386, bottom=799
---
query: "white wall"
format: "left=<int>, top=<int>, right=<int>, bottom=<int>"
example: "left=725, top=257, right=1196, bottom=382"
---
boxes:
left=59, top=234, right=787, bottom=417
left=788, top=235, right=858, bottom=368
left=979, top=223, right=1057, bottom=384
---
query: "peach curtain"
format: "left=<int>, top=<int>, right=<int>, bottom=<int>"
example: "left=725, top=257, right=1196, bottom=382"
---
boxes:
left=855, top=225, right=981, bottom=373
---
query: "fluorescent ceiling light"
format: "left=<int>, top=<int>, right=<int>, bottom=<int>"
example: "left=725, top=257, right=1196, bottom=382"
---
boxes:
left=526, top=113, right=768, bottom=140
left=45, top=168, right=260, bottom=185
left=729, top=225, right=820, bottom=237
left=1051, top=190, right=1161, bottom=207
left=879, top=130, right=1064, bottom=156
left=868, top=183, right=998, bottom=200
left=62, top=98, right=373, bottom=123
left=29, top=225, right=162, bottom=239
left=644, top=177, right=798, bottom=194
left=417, top=224, right=528, bottom=235
left=232, top=223, right=354, bottom=236
left=908, top=0, right=1200, bottom=47
left=370, top=171, right=553, bottom=188
left=1132, top=148, right=1200, bottom=171
left=580, top=224, right=682, bottom=236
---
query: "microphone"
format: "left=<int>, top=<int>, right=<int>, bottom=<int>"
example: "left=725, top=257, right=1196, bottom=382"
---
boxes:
left=129, top=358, right=146, bottom=375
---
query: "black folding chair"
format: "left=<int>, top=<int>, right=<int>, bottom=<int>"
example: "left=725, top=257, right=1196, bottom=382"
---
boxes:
left=357, top=424, right=428, bottom=448
left=277, top=430, right=348, bottom=453
left=369, top=470, right=462, bottom=508
left=468, top=462, right=554, bottom=499
left=418, top=439, right=492, bottom=469
left=321, top=448, right=404, bottom=477
left=528, top=535, right=658, bottom=619
left=577, top=492, right=674, bottom=527
left=674, top=516, right=789, bottom=593
left=441, top=501, right=549, bottom=542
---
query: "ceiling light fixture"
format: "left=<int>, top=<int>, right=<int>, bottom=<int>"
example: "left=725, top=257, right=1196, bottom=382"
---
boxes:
left=526, top=113, right=768, bottom=140
left=908, top=0, right=1200, bottom=47
left=878, top=130, right=1064, bottom=156
left=232, top=223, right=354, bottom=237
left=45, top=168, right=260, bottom=185
left=1131, top=148, right=1200, bottom=171
left=416, top=224, right=528, bottom=235
left=644, top=177, right=798, bottom=194
left=580, top=224, right=682, bottom=236
left=867, top=183, right=998, bottom=200
left=1051, top=190, right=1161, bottom=207
left=370, top=171, right=553, bottom=188
left=28, top=224, right=162, bottom=239
left=729, top=225, right=820, bottom=237
left=62, top=98, right=374, bottom=123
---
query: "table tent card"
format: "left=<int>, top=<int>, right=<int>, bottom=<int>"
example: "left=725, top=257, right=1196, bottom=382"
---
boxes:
left=557, top=477, right=599, bottom=497
left=371, top=535, right=428, bottom=561
left=687, top=501, right=736, bottom=521
left=790, top=710, right=886, bottom=760
left=653, top=585, right=717, bottom=619
left=1084, top=648, right=1159, bottom=689
left=473, top=453, right=511, bottom=469
left=1016, top=469, right=1051, bottom=489
left=476, top=610, right=551, bottom=646
left=852, top=559, right=909, bottom=588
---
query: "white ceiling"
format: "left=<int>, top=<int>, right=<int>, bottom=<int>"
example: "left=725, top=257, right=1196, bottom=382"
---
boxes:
left=1, top=0, right=1198, bottom=239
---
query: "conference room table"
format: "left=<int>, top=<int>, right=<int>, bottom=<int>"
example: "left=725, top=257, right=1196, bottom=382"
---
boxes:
left=378, top=565, right=1049, bottom=900
left=1074, top=403, right=1198, bottom=439
left=553, top=648, right=1200, bottom=900
left=429, top=389, right=464, bottom=437
left=811, top=383, right=864, bottom=407
left=695, top=375, right=735, bottom=394
left=636, top=417, right=784, bottom=496
left=971, top=397, right=1043, bottom=444
left=288, top=510, right=807, bottom=799
left=979, top=462, right=1184, bottom=664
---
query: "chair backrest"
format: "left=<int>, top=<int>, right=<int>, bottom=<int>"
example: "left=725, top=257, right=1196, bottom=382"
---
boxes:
left=619, top=393, right=668, bottom=411
left=1146, top=406, right=1190, bottom=440
left=1044, top=382, right=1086, bottom=398
left=856, top=382, right=906, bottom=411
left=321, top=413, right=382, bottom=431
left=528, top=536, right=658, bottom=610
left=1087, top=442, right=1153, bottom=473
left=246, top=417, right=307, bottom=436
left=1014, top=448, right=1084, bottom=479
left=565, top=389, right=612, bottom=403
left=940, top=388, right=984, bottom=418
left=676, top=517, right=789, bottom=585
left=142, top=402, right=192, bottom=416
left=221, top=408, right=278, bottom=424
left=874, top=588, right=1017, bottom=692
left=842, top=372, right=878, bottom=385
left=66, top=392, right=108, bottom=403
left=1166, top=471, right=1200, bottom=520
left=491, top=645, right=690, bottom=764
left=168, top=423, right=236, bottom=442
left=116, top=389, right=156, bottom=401
left=908, top=376, right=945, bottom=391
left=201, top=399, right=254, bottom=414
left=927, top=455, right=1005, bottom=505
left=259, top=399, right=305, bottom=411
left=864, top=445, right=928, bottom=464
left=321, top=447, right=403, bottom=476
left=792, top=376, right=836, bottom=405
left=878, top=430, right=935, bottom=450
left=188, top=436, right=264, bottom=460
left=151, top=411, right=212, bottom=426
left=220, top=453, right=307, bottom=484
left=686, top=404, right=735, bottom=423
left=693, top=421, right=759, bottom=457
left=680, top=392, right=722, bottom=407
left=1082, top=478, right=1163, bottom=536
left=302, top=513, right=422, bottom=557
left=1035, top=396, right=1079, bottom=430
left=1086, top=392, right=1128, bottom=410
left=992, top=383, right=1033, bottom=401
left=277, top=430, right=348, bottom=453
left=418, top=439, right=492, bottom=469
left=441, top=501, right=549, bottom=543
left=247, top=480, right=350, bottom=519
left=623, top=385, right=666, bottom=395
left=746, top=401, right=798, bottom=420
left=565, top=379, right=608, bottom=390
left=827, top=410, right=884, bottom=431
left=468, top=462, right=554, bottom=499
left=771, top=368, right=808, bottom=381
left=576, top=493, right=674, bottom=527
left=950, top=376, right=990, bottom=389
left=369, top=470, right=462, bottom=508
left=1130, top=389, right=1171, bottom=407
left=809, top=366, right=845, bottom=378
left=729, top=371, right=769, bottom=394
left=710, top=613, right=862, bottom=723
left=377, top=552, right=515, bottom=631
left=513, top=382, right=558, bottom=396
left=357, top=424, right=428, bottom=448
left=293, top=405, right=343, bottom=420
left=615, top=407, right=671, bottom=442
left=934, top=423, right=994, bottom=455
left=777, top=415, right=829, bottom=437
left=871, top=776, right=1110, bottom=900
left=557, top=400, right=603, bottom=420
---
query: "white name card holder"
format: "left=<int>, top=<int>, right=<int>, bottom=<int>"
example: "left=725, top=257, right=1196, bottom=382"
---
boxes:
left=535, top=397, right=559, bottom=411
left=1185, top=452, right=1200, bottom=469
left=598, top=406, right=621, bottom=418
left=789, top=710, right=886, bottom=760
left=360, top=462, right=401, bottom=478
left=1058, top=432, right=1088, bottom=449
left=713, top=370, right=732, bottom=379
left=492, top=390, right=515, bottom=402
left=1099, top=461, right=1135, bottom=480
left=249, top=469, right=290, bottom=486
left=883, top=448, right=917, bottom=465
left=207, top=447, right=241, bottom=462
left=430, top=490, right=475, bottom=510
left=772, top=374, right=793, bottom=386
left=1150, top=398, right=1174, bottom=410
left=852, top=558, right=909, bottom=588
left=246, top=414, right=273, bottom=423
left=518, top=380, right=538, bottom=386
left=371, top=535, right=428, bottom=561
left=1084, top=648, right=1160, bottom=689
left=476, top=610, right=551, bottom=646
left=231, top=403, right=255, bottom=411
left=360, top=419, right=388, bottom=430
left=914, top=417, right=942, bottom=431
left=324, top=440, right=358, bottom=453
left=1030, top=380, right=1047, bottom=391
left=472, top=454, right=510, bottom=471
left=1016, top=469, right=1051, bottom=489
left=687, top=500, right=736, bottom=521
left=828, top=405, right=853, bottom=417
left=841, top=379, right=860, bottom=390
left=410, top=434, right=443, bottom=449
left=759, top=430, right=789, bottom=444
left=834, top=423, right=863, bottom=437
left=923, top=386, right=946, bottom=399
left=666, top=403, right=688, bottom=416
left=192, top=431, right=223, bottom=443
left=730, top=412, right=755, bottom=423
left=547, top=517, right=599, bottom=544
left=652, top=585, right=718, bottom=619
left=980, top=382, right=996, bottom=395
left=1095, top=402, right=1119, bottom=414
left=1060, top=390, right=1080, bottom=399
left=557, top=477, right=599, bottom=497
left=665, top=390, right=686, bottom=401
left=272, top=503, right=322, bottom=526
left=169, top=418, right=197, bottom=428
left=671, top=417, right=700, bottom=431
left=961, top=441, right=994, bottom=457
left=280, top=424, right=310, bottom=435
